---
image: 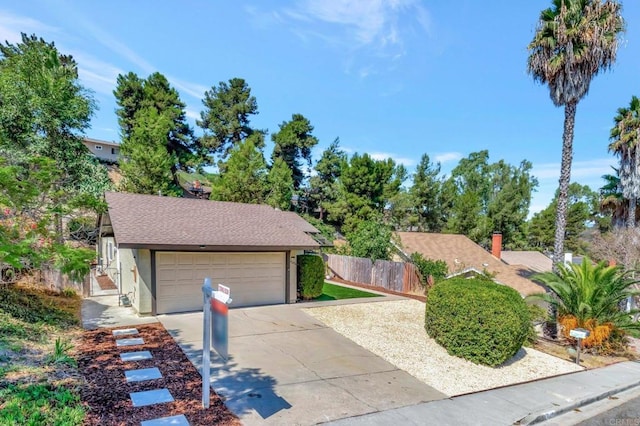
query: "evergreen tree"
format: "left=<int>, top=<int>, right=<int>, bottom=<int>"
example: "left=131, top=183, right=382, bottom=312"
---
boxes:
left=266, top=158, right=294, bottom=210
left=114, top=71, right=199, bottom=173
left=409, top=154, right=444, bottom=231
left=271, top=114, right=319, bottom=190
left=211, top=139, right=267, bottom=204
left=198, top=78, right=262, bottom=160
left=309, top=138, right=347, bottom=221
left=119, top=107, right=181, bottom=196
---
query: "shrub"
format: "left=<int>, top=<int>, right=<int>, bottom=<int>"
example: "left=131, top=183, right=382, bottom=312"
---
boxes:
left=297, top=254, right=324, bottom=299
left=410, top=252, right=448, bottom=284
left=425, top=278, right=531, bottom=367
left=528, top=258, right=640, bottom=350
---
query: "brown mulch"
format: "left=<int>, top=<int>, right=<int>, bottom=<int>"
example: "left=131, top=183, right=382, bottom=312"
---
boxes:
left=77, top=322, right=240, bottom=426
left=95, top=274, right=117, bottom=290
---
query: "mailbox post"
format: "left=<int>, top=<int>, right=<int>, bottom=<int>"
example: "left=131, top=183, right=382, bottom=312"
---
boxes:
left=569, top=328, right=590, bottom=365
left=201, top=278, right=232, bottom=409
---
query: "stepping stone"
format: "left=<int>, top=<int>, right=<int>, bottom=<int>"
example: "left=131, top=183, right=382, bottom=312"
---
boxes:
left=121, top=351, right=152, bottom=362
left=125, top=367, right=162, bottom=383
left=116, top=337, right=144, bottom=347
left=130, top=388, right=174, bottom=407
left=141, top=414, right=189, bottom=426
left=113, top=328, right=139, bottom=336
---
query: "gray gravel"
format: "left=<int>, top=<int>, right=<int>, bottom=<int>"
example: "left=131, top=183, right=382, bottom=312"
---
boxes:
left=304, top=299, right=583, bottom=396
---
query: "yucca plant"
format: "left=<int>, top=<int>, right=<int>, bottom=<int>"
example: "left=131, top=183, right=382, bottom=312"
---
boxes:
left=527, top=258, right=640, bottom=348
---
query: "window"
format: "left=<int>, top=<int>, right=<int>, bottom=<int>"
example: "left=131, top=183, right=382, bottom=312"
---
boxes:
left=95, top=145, right=103, bottom=150
left=111, top=148, right=118, bottom=154
left=107, top=241, right=113, bottom=261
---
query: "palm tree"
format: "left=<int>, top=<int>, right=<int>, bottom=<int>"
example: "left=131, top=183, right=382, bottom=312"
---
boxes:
left=600, top=169, right=627, bottom=229
left=528, top=0, right=624, bottom=268
left=609, top=96, right=640, bottom=228
left=528, top=259, right=640, bottom=348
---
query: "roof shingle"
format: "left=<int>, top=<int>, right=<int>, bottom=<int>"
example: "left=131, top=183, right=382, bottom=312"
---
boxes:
left=104, top=192, right=320, bottom=250
left=395, top=232, right=545, bottom=296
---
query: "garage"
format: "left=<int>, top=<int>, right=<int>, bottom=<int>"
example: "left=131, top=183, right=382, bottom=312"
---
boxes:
left=155, top=252, right=286, bottom=314
left=99, top=192, right=322, bottom=316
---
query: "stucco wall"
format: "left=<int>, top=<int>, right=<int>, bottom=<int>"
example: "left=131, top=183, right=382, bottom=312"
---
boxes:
left=112, top=248, right=152, bottom=315
left=118, top=248, right=136, bottom=306
left=289, top=250, right=305, bottom=303
left=136, top=249, right=153, bottom=315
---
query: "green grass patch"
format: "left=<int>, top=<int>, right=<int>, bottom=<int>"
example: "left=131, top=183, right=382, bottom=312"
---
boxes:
left=313, top=282, right=381, bottom=301
left=0, top=383, right=85, bottom=426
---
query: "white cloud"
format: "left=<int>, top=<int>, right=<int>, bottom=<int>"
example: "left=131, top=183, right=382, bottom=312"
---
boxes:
left=0, top=11, right=58, bottom=44
left=434, top=152, right=463, bottom=164
left=72, top=51, right=124, bottom=95
left=532, top=158, right=617, bottom=182
left=293, top=0, right=429, bottom=48
left=369, top=151, right=416, bottom=167
left=528, top=157, right=617, bottom=216
left=170, top=77, right=208, bottom=100
left=185, top=108, right=200, bottom=121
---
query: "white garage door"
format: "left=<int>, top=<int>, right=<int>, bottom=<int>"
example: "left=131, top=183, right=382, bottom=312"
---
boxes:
left=155, top=252, right=286, bottom=314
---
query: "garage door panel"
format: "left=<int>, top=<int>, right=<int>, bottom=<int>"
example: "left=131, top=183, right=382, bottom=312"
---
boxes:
left=155, top=252, right=286, bottom=314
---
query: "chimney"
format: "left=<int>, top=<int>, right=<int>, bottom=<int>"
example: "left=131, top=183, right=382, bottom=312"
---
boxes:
left=491, top=233, right=502, bottom=259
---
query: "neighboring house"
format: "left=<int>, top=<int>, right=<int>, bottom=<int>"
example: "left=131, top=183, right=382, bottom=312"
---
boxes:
left=395, top=232, right=545, bottom=296
left=82, top=137, right=121, bottom=163
left=500, top=250, right=553, bottom=273
left=98, top=192, right=321, bottom=315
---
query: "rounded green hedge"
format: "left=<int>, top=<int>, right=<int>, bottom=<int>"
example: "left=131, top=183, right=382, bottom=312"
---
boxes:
left=297, top=254, right=324, bottom=299
left=425, top=278, right=531, bottom=367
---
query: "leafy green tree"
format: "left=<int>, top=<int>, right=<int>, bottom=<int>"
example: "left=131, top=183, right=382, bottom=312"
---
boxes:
left=265, top=158, right=294, bottom=210
left=444, top=151, right=536, bottom=247
left=0, top=34, right=109, bottom=198
left=346, top=220, right=393, bottom=261
left=409, top=154, right=444, bottom=232
left=330, top=153, right=402, bottom=233
left=119, top=107, right=182, bottom=196
left=527, top=259, right=640, bottom=349
left=114, top=71, right=199, bottom=173
left=198, top=78, right=262, bottom=160
left=211, top=139, right=267, bottom=204
left=271, top=114, right=319, bottom=190
left=529, top=183, right=597, bottom=254
left=309, top=138, right=347, bottom=221
left=609, top=95, right=640, bottom=228
left=528, top=0, right=624, bottom=268
left=0, top=33, right=111, bottom=248
left=0, top=156, right=94, bottom=282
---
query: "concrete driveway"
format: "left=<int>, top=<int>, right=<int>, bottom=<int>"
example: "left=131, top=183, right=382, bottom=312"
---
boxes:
left=159, top=300, right=446, bottom=425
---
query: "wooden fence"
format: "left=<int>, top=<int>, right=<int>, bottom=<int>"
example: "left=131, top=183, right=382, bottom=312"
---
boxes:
left=325, top=254, right=423, bottom=294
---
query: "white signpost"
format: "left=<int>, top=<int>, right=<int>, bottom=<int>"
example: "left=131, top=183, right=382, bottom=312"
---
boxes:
left=569, top=327, right=590, bottom=365
left=201, top=278, right=232, bottom=408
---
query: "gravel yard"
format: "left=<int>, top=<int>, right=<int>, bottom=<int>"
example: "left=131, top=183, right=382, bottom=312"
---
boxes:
left=303, top=299, right=583, bottom=396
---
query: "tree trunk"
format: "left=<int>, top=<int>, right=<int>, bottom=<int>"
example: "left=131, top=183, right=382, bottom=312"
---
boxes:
left=630, top=197, right=637, bottom=229
left=547, top=100, right=578, bottom=339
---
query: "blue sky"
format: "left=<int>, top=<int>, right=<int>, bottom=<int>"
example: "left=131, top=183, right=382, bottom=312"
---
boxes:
left=2, top=1, right=639, bottom=214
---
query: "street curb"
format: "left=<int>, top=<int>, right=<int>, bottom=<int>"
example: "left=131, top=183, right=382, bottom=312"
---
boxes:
left=518, top=380, right=640, bottom=425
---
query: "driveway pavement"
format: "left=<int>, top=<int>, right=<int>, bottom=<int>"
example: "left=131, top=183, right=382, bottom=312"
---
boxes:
left=159, top=301, right=446, bottom=425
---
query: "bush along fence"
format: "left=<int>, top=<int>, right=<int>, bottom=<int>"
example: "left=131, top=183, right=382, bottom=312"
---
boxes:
left=325, top=254, right=423, bottom=294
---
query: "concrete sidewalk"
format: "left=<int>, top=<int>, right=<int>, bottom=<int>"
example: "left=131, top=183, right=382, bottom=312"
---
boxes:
left=324, top=361, right=640, bottom=425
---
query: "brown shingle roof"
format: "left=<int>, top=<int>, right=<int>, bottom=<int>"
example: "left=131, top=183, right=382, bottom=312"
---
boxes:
left=501, top=251, right=553, bottom=273
left=395, top=232, right=545, bottom=296
left=104, top=192, right=320, bottom=250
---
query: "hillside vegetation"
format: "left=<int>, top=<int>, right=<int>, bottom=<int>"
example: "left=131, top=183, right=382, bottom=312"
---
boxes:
left=0, top=284, right=85, bottom=425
